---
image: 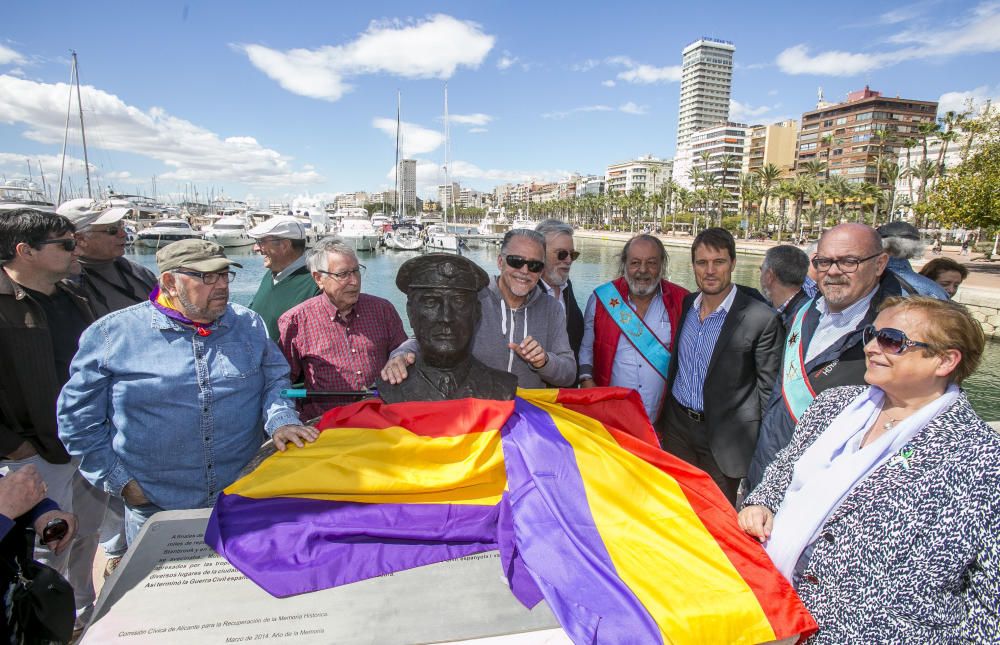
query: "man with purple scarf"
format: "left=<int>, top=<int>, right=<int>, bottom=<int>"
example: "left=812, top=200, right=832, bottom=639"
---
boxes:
left=58, top=240, right=317, bottom=544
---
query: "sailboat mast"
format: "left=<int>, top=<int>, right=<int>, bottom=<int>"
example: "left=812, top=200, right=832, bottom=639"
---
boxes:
left=72, top=52, right=92, bottom=198
left=443, top=84, right=450, bottom=225
left=395, top=91, right=401, bottom=219
left=56, top=52, right=76, bottom=205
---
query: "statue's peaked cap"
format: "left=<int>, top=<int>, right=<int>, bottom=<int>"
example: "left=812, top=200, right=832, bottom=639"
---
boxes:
left=396, top=253, right=489, bottom=293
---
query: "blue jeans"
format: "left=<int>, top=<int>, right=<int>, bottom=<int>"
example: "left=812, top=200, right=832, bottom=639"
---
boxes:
left=124, top=501, right=164, bottom=546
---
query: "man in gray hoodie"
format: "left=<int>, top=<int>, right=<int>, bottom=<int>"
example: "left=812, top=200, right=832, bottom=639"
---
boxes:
left=382, top=229, right=576, bottom=389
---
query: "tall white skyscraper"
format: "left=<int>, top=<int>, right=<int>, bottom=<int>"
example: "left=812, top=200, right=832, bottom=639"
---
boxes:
left=673, top=37, right=735, bottom=189
left=677, top=38, right=735, bottom=148
left=399, top=158, right=417, bottom=215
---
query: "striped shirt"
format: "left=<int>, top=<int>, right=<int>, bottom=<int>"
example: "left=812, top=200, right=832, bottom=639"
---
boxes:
left=278, top=293, right=407, bottom=421
left=671, top=286, right=738, bottom=412
left=804, top=286, right=878, bottom=365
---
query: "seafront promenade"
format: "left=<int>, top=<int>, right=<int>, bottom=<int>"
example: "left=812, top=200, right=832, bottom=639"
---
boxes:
left=576, top=230, right=1000, bottom=338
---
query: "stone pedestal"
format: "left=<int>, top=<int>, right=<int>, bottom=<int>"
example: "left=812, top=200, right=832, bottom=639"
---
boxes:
left=82, top=510, right=564, bottom=644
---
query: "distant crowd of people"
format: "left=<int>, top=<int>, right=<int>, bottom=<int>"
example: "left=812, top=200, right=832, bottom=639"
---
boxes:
left=0, top=204, right=995, bottom=642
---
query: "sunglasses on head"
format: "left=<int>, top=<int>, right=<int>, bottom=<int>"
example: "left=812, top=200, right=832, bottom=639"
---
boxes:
left=862, top=324, right=932, bottom=355
left=556, top=249, right=580, bottom=262
left=35, top=238, right=77, bottom=252
left=504, top=255, right=544, bottom=273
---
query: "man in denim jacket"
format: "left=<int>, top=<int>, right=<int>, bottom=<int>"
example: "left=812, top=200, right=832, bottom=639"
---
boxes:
left=58, top=240, right=317, bottom=544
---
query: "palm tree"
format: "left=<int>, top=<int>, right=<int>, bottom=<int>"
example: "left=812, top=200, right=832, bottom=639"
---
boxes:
left=698, top=151, right=713, bottom=219
left=821, top=134, right=835, bottom=180
left=786, top=176, right=811, bottom=241
left=739, top=173, right=761, bottom=239
left=716, top=154, right=739, bottom=226
left=755, top=163, right=782, bottom=234
left=826, top=176, right=854, bottom=222
left=917, top=121, right=941, bottom=162
left=877, top=159, right=901, bottom=225
left=807, top=178, right=827, bottom=234
left=674, top=187, right=693, bottom=235
left=855, top=182, right=881, bottom=224
left=902, top=137, right=918, bottom=211
left=871, top=127, right=890, bottom=223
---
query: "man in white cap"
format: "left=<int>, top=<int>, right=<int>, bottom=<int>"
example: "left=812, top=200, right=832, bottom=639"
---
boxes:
left=59, top=204, right=157, bottom=317
left=247, top=216, right=319, bottom=340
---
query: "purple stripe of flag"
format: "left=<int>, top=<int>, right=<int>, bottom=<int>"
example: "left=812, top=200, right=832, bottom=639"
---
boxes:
left=206, top=494, right=499, bottom=598
left=501, top=398, right=662, bottom=644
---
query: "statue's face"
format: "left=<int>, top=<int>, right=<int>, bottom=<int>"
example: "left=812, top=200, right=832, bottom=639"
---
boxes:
left=408, top=287, right=479, bottom=366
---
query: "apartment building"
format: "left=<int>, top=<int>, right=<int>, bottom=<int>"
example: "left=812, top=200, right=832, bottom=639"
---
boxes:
left=677, top=37, right=735, bottom=150
left=743, top=120, right=799, bottom=177
left=605, top=156, right=673, bottom=195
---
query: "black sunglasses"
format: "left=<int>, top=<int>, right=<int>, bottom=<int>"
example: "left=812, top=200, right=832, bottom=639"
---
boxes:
left=504, top=255, right=544, bottom=273
left=556, top=249, right=581, bottom=262
left=862, top=324, right=932, bottom=355
left=35, top=238, right=77, bottom=252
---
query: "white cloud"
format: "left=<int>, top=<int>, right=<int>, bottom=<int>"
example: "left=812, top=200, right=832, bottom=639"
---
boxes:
left=542, top=105, right=614, bottom=119
left=372, top=117, right=444, bottom=156
left=497, top=50, right=518, bottom=70
left=937, top=85, right=1000, bottom=115
left=0, top=44, right=25, bottom=66
left=468, top=127, right=488, bottom=134
left=601, top=80, right=616, bottom=88
left=449, top=113, right=493, bottom=126
left=729, top=99, right=777, bottom=121
left=0, top=74, right=321, bottom=187
left=572, top=59, right=600, bottom=72
left=619, top=102, right=648, bottom=115
left=777, top=3, right=1000, bottom=76
left=607, top=55, right=682, bottom=84
left=239, top=15, right=495, bottom=102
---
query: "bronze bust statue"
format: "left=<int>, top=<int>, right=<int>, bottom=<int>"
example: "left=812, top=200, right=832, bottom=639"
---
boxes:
left=377, top=254, right=517, bottom=403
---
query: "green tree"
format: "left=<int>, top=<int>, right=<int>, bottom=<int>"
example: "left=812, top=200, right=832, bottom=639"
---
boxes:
left=930, top=127, right=1000, bottom=229
left=717, top=154, right=739, bottom=226
left=755, top=163, right=782, bottom=233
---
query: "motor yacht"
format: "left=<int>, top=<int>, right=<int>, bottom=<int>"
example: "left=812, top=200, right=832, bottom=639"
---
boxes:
left=202, top=216, right=255, bottom=248
left=134, top=219, right=203, bottom=249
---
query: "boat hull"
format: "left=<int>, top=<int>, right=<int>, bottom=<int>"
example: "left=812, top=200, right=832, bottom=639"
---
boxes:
left=134, top=233, right=204, bottom=249
left=342, top=234, right=379, bottom=252
left=203, top=232, right=256, bottom=248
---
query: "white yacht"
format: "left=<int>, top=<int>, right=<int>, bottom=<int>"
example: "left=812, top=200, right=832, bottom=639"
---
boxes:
left=338, top=216, right=380, bottom=252
left=134, top=219, right=203, bottom=249
left=202, top=216, right=255, bottom=248
left=424, top=224, right=460, bottom=253
left=509, top=218, right=538, bottom=231
left=383, top=225, right=423, bottom=251
left=0, top=181, right=55, bottom=213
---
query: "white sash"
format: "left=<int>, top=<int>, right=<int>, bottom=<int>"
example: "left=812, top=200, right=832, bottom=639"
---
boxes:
left=765, top=384, right=959, bottom=581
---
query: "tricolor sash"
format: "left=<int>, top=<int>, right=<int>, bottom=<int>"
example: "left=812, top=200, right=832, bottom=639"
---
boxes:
left=781, top=298, right=816, bottom=422
left=594, top=281, right=670, bottom=380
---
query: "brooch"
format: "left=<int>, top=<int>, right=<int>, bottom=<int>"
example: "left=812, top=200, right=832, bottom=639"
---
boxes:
left=888, top=444, right=915, bottom=470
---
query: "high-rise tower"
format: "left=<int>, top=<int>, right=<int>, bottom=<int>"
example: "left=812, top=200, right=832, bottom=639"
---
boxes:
left=399, top=158, right=417, bottom=215
left=676, top=38, right=735, bottom=150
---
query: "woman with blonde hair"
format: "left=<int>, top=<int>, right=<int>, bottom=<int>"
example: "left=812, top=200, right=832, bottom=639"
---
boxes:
left=739, top=296, right=999, bottom=643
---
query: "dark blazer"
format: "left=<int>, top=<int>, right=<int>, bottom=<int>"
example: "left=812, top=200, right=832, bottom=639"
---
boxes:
left=538, top=279, right=584, bottom=363
left=662, top=286, right=783, bottom=478
left=0, top=269, right=95, bottom=463
left=745, top=386, right=1000, bottom=644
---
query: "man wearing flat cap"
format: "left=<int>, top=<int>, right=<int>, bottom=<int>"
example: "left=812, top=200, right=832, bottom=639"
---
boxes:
left=248, top=216, right=320, bottom=340
left=877, top=221, right=948, bottom=299
left=58, top=239, right=316, bottom=544
left=377, top=253, right=517, bottom=403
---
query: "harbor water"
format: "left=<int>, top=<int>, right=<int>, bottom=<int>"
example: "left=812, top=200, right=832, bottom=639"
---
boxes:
left=126, top=237, right=1000, bottom=420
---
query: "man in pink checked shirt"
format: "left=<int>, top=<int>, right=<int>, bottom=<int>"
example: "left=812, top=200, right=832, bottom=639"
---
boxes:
left=277, top=237, right=408, bottom=421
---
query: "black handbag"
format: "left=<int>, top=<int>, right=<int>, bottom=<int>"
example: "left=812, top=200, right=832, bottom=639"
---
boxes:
left=4, top=529, right=75, bottom=644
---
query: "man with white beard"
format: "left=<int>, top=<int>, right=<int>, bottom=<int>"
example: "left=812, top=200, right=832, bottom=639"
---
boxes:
left=578, top=235, right=689, bottom=422
left=534, top=220, right=584, bottom=363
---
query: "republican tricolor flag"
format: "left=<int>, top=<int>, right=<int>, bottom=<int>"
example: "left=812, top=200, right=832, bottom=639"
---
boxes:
left=207, top=388, right=816, bottom=644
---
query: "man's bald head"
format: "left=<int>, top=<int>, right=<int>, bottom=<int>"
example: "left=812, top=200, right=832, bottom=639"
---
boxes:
left=814, top=223, right=888, bottom=313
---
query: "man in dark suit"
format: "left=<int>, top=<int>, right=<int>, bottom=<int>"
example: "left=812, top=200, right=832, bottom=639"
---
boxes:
left=535, top=220, right=583, bottom=364
left=659, top=228, right=782, bottom=505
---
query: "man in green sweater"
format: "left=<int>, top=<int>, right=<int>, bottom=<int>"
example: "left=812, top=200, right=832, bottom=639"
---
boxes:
left=247, top=216, right=320, bottom=340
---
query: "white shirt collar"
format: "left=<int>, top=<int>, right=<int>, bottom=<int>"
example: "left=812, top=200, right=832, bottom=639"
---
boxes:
left=693, top=283, right=738, bottom=316
left=273, top=254, right=308, bottom=284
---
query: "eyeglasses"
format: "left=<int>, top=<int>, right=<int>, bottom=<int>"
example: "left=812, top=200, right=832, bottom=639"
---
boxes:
left=556, top=249, right=580, bottom=262
left=862, top=325, right=932, bottom=355
left=504, top=255, right=544, bottom=273
left=316, top=265, right=366, bottom=282
left=174, top=270, right=237, bottom=285
left=35, top=238, right=77, bottom=252
left=91, top=225, right=122, bottom=236
left=811, top=252, right=881, bottom=273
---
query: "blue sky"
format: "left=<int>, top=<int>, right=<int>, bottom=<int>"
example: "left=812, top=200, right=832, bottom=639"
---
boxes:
left=2, top=1, right=998, bottom=205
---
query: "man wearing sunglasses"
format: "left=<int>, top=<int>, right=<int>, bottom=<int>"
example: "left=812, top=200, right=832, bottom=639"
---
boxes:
left=0, top=209, right=106, bottom=632
left=578, top=235, right=689, bottom=423
left=534, top=220, right=585, bottom=362
left=277, top=237, right=407, bottom=420
left=59, top=239, right=314, bottom=547
left=59, top=203, right=158, bottom=318
left=748, top=223, right=906, bottom=491
left=383, top=229, right=575, bottom=389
